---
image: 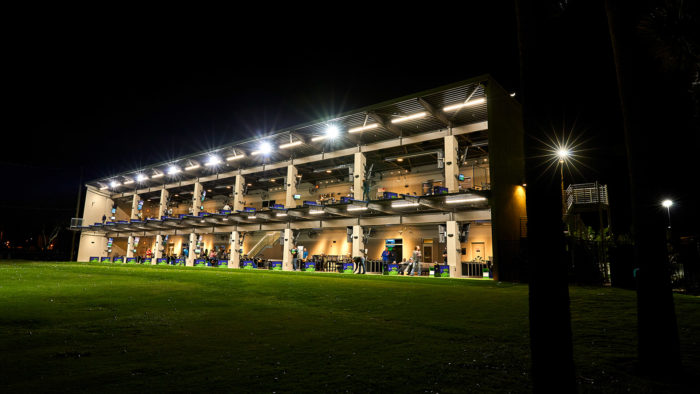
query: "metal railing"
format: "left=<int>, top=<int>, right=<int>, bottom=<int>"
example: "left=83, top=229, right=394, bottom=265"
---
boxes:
left=566, top=183, right=608, bottom=211
left=70, top=218, right=83, bottom=228
left=462, top=262, right=489, bottom=277
left=248, top=232, right=278, bottom=258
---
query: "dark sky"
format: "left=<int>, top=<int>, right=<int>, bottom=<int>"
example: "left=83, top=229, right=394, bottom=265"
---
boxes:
left=2, top=2, right=697, bottom=252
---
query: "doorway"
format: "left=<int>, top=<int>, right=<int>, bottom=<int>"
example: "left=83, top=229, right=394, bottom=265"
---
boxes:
left=471, top=242, right=485, bottom=261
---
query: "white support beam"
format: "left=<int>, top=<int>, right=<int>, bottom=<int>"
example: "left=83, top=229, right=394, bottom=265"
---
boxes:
left=446, top=220, right=462, bottom=277
left=233, top=175, right=245, bottom=212
left=282, top=229, right=293, bottom=271
left=192, top=182, right=203, bottom=216
left=186, top=233, right=196, bottom=266
left=285, top=165, right=298, bottom=208
left=130, top=194, right=140, bottom=220
left=352, top=225, right=364, bottom=258
left=444, top=135, right=459, bottom=192
left=126, top=235, right=135, bottom=258
left=353, top=152, right=366, bottom=200
left=158, top=188, right=169, bottom=219
left=154, top=234, right=163, bottom=263
left=229, top=231, right=240, bottom=268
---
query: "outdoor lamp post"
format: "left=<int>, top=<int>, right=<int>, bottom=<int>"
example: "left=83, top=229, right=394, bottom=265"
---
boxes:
left=662, top=199, right=673, bottom=229
left=557, top=148, right=570, bottom=217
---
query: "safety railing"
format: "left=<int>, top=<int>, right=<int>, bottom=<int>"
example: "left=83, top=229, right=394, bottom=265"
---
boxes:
left=566, top=183, right=608, bottom=211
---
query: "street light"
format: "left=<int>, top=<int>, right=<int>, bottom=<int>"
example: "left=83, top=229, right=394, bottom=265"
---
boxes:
left=662, top=199, right=673, bottom=228
left=557, top=147, right=571, bottom=217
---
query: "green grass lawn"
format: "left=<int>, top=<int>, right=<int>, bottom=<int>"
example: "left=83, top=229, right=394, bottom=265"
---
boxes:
left=0, top=261, right=698, bottom=393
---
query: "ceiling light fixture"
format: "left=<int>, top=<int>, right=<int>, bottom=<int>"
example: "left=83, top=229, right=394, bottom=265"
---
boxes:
left=348, top=123, right=378, bottom=133
left=391, top=112, right=426, bottom=124
left=443, top=97, right=486, bottom=112
left=446, top=197, right=487, bottom=204
left=226, top=152, right=245, bottom=161
left=167, top=166, right=181, bottom=175
left=204, top=156, right=222, bottom=166
left=279, top=140, right=302, bottom=149
left=391, top=202, right=419, bottom=208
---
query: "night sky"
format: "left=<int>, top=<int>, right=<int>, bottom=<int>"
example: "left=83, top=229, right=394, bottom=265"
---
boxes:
left=2, top=2, right=697, bottom=256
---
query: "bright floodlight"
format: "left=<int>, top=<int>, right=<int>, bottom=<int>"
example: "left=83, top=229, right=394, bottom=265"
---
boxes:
left=109, top=180, right=119, bottom=188
left=136, top=173, right=148, bottom=182
left=258, top=142, right=272, bottom=154
left=205, top=156, right=222, bottom=166
left=167, top=165, right=181, bottom=175
left=325, top=125, right=339, bottom=139
left=662, top=199, right=673, bottom=208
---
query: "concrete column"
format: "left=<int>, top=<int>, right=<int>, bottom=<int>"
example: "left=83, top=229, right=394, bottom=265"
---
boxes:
left=130, top=194, right=140, bottom=220
left=285, top=165, right=298, bottom=208
left=229, top=231, right=240, bottom=268
left=192, top=182, right=203, bottom=216
left=352, top=225, right=364, bottom=258
left=186, top=233, right=197, bottom=266
left=282, top=228, right=293, bottom=271
left=233, top=175, right=245, bottom=212
left=158, top=188, right=169, bottom=219
left=353, top=152, right=366, bottom=200
left=444, top=135, right=460, bottom=192
left=446, top=220, right=462, bottom=277
left=127, top=235, right=135, bottom=258
left=154, top=234, right=163, bottom=263
left=77, top=187, right=114, bottom=262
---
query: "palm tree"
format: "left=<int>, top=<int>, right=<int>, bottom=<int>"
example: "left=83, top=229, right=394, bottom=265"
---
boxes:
left=604, top=0, right=687, bottom=374
left=516, top=1, right=576, bottom=391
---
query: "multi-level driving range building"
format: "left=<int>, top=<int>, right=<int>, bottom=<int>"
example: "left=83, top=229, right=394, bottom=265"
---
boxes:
left=73, top=75, right=526, bottom=280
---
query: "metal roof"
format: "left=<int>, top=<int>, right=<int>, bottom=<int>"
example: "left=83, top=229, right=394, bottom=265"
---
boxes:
left=89, top=75, right=491, bottom=190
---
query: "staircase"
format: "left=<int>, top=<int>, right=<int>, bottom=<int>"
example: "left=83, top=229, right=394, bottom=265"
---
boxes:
left=248, top=232, right=280, bottom=258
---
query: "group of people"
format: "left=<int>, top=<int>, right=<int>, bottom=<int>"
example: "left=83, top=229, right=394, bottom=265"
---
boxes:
left=287, top=245, right=426, bottom=276
left=382, top=245, right=424, bottom=276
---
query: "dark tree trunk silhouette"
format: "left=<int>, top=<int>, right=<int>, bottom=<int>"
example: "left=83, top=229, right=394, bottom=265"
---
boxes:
left=605, top=0, right=681, bottom=374
left=516, top=1, right=576, bottom=391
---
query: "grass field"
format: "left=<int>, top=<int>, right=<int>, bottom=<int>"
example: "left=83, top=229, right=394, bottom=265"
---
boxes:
left=0, top=261, right=698, bottom=393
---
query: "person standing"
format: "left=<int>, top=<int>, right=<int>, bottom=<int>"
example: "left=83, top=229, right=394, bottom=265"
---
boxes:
left=291, top=246, right=298, bottom=271
left=381, top=247, right=390, bottom=273
left=354, top=249, right=366, bottom=274
left=411, top=245, right=422, bottom=276
left=101, top=214, right=107, bottom=224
